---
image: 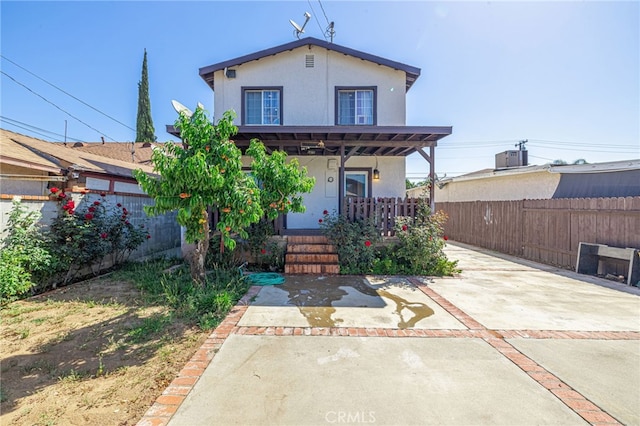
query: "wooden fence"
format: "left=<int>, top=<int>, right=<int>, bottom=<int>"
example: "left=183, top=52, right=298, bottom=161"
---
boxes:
left=343, top=197, right=426, bottom=236
left=436, top=197, right=640, bottom=272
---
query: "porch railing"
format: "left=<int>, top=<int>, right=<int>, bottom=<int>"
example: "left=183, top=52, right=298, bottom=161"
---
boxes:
left=343, top=197, right=427, bottom=236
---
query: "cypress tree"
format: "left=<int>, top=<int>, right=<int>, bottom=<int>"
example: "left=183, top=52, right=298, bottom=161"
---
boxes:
left=136, top=49, right=156, bottom=142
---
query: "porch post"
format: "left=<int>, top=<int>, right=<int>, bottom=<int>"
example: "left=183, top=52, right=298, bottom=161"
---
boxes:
left=429, top=145, right=435, bottom=213
left=339, top=143, right=345, bottom=215
left=416, top=146, right=436, bottom=213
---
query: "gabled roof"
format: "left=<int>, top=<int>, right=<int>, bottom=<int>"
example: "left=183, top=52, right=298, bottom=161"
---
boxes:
left=199, top=37, right=421, bottom=92
left=50, top=141, right=162, bottom=165
left=0, top=129, right=155, bottom=178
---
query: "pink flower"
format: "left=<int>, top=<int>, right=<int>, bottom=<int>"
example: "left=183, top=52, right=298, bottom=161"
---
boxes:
left=323, top=210, right=328, bottom=215
left=364, top=240, right=372, bottom=247
left=58, top=193, right=66, bottom=199
left=84, top=213, right=94, bottom=220
left=93, top=201, right=100, bottom=206
left=318, top=219, right=323, bottom=223
left=100, top=192, right=106, bottom=197
left=260, top=249, right=266, bottom=254
left=50, top=187, right=59, bottom=194
left=146, top=234, right=151, bottom=239
left=88, top=206, right=96, bottom=212
left=117, top=203, right=122, bottom=207
left=125, top=220, right=130, bottom=225
left=443, top=236, right=449, bottom=241
left=100, top=232, right=108, bottom=239
left=401, top=225, right=408, bottom=231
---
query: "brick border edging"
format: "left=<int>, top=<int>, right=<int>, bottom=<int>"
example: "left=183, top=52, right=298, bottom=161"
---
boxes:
left=408, top=277, right=623, bottom=426
left=135, top=286, right=262, bottom=426
left=136, top=278, right=634, bottom=426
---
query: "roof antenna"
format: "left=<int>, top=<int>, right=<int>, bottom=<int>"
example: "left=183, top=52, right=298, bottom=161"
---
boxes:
left=290, top=12, right=311, bottom=39
left=325, top=21, right=335, bottom=43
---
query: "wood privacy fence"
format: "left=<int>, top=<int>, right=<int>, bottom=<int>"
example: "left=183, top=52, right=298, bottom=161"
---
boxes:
left=436, top=197, right=640, bottom=271
left=343, top=197, right=426, bottom=236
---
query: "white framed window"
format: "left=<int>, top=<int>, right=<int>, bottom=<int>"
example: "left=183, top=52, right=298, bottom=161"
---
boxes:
left=345, top=171, right=369, bottom=197
left=336, top=87, right=376, bottom=125
left=242, top=87, right=282, bottom=125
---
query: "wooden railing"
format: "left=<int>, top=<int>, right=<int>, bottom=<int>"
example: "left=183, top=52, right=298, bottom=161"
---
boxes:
left=343, top=197, right=427, bottom=236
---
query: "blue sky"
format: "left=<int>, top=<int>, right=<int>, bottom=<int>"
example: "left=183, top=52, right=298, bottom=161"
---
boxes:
left=1, top=1, right=638, bottom=179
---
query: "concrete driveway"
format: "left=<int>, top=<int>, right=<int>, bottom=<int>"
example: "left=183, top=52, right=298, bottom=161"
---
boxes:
left=138, top=243, right=640, bottom=426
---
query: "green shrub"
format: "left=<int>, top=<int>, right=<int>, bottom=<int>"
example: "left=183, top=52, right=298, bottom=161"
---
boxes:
left=0, top=199, right=52, bottom=302
left=319, top=201, right=458, bottom=276
left=320, top=211, right=380, bottom=274
left=44, top=190, right=150, bottom=284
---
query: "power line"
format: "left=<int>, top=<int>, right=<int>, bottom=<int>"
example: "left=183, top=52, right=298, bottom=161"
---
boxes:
left=317, top=0, right=331, bottom=26
left=1, top=121, right=63, bottom=142
left=0, top=115, right=83, bottom=142
left=1, top=55, right=136, bottom=132
left=307, top=0, right=326, bottom=39
left=1, top=70, right=116, bottom=141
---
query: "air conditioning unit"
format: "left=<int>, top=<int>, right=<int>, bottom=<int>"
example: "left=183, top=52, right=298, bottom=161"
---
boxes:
left=495, top=150, right=523, bottom=168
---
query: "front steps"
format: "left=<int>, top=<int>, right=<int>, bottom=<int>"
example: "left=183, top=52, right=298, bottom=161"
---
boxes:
left=284, top=235, right=340, bottom=274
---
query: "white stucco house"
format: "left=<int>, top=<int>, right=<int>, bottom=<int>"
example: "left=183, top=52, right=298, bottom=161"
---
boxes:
left=407, top=159, right=640, bottom=202
left=169, top=37, right=452, bottom=231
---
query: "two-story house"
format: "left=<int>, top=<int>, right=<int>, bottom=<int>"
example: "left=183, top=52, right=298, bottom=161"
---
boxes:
left=173, top=37, right=451, bottom=230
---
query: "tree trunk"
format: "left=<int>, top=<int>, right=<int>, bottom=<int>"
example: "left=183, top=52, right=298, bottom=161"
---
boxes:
left=188, top=218, right=209, bottom=285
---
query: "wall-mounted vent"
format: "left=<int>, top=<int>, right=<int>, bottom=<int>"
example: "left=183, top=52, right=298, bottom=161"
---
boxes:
left=305, top=54, right=314, bottom=68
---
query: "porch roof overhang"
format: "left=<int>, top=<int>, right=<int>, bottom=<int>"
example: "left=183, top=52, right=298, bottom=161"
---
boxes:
left=166, top=125, right=452, bottom=157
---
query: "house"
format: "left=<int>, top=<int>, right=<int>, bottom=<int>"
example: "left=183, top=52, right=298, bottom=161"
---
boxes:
left=0, top=128, right=180, bottom=258
left=170, top=37, right=452, bottom=231
left=1, top=128, right=155, bottom=196
left=407, top=159, right=640, bottom=202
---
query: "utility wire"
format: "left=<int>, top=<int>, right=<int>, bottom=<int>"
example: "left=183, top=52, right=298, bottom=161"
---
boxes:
left=1, top=121, right=63, bottom=142
left=1, top=70, right=116, bottom=141
left=0, top=115, right=84, bottom=142
left=317, top=0, right=331, bottom=26
left=1, top=55, right=136, bottom=132
left=307, top=0, right=326, bottom=39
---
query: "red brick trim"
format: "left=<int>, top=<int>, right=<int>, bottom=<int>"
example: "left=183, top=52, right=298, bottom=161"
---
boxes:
left=135, top=286, right=261, bottom=426
left=137, top=281, right=630, bottom=426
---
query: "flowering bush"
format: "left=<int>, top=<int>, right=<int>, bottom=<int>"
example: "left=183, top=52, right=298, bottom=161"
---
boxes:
left=320, top=210, right=380, bottom=274
left=374, top=200, right=458, bottom=275
left=320, top=201, right=458, bottom=276
left=45, top=190, right=150, bottom=284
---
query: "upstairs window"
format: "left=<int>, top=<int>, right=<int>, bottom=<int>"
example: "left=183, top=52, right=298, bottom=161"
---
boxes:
left=336, top=87, right=376, bottom=125
left=242, top=87, right=282, bottom=125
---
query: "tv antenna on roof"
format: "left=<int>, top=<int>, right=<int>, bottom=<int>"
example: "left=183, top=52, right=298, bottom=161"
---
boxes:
left=290, top=12, right=311, bottom=39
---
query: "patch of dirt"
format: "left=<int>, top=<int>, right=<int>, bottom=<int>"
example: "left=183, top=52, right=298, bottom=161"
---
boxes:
left=0, top=276, right=209, bottom=425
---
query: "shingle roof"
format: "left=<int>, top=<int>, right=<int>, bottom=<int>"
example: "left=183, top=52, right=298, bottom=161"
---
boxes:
left=199, top=37, right=421, bottom=92
left=50, top=141, right=162, bottom=165
left=0, top=129, right=155, bottom=177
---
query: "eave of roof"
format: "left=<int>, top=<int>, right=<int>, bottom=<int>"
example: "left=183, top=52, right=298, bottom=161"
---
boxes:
left=165, top=124, right=451, bottom=157
left=199, top=37, right=421, bottom=92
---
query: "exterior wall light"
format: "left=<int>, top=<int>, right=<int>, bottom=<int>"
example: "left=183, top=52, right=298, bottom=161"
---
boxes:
left=373, top=156, right=380, bottom=180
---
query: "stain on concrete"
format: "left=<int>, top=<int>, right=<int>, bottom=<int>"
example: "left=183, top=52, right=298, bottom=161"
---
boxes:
left=377, top=289, right=435, bottom=329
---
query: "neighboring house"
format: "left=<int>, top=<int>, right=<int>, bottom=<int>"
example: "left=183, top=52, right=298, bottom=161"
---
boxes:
left=1, top=128, right=155, bottom=196
left=170, top=37, right=452, bottom=230
left=407, top=159, right=640, bottom=202
left=0, top=128, right=180, bottom=258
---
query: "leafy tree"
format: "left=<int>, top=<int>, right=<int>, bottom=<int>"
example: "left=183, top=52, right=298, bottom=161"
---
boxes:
left=136, top=49, right=156, bottom=142
left=134, top=106, right=314, bottom=284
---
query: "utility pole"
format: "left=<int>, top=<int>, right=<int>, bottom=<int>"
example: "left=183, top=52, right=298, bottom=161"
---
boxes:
left=515, top=139, right=528, bottom=166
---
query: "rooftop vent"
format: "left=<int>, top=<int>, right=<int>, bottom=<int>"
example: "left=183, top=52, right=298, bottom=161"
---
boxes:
left=495, top=150, right=528, bottom=168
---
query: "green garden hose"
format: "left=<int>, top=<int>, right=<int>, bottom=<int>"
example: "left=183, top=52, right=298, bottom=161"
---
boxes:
left=245, top=272, right=285, bottom=286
